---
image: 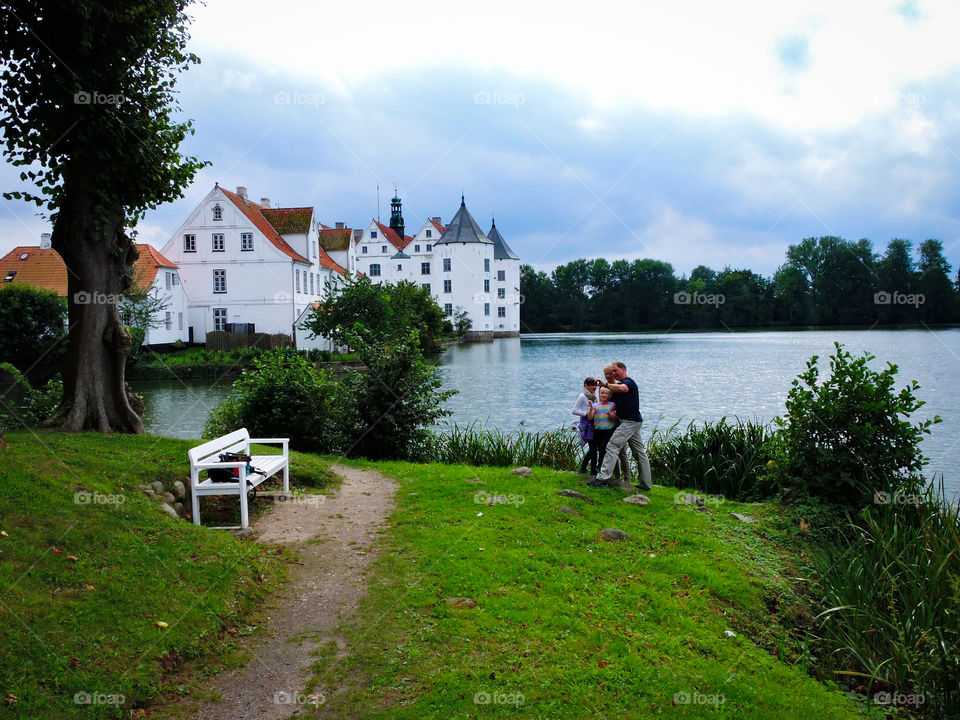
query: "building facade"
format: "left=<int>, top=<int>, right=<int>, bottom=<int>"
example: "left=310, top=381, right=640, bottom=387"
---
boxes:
left=342, top=195, right=520, bottom=338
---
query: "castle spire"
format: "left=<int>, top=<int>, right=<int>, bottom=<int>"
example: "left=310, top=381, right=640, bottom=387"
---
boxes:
left=389, top=188, right=405, bottom=238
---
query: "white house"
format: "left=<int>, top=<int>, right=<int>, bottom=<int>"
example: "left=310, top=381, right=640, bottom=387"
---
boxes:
left=160, top=184, right=347, bottom=344
left=342, top=195, right=520, bottom=338
left=0, top=235, right=189, bottom=346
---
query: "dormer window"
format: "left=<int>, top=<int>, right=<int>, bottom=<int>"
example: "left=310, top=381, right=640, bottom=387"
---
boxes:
left=212, top=204, right=222, bottom=221
left=371, top=231, right=378, bottom=238
left=426, top=229, right=432, bottom=238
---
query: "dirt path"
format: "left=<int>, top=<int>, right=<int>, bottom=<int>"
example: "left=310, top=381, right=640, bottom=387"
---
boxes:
left=187, top=464, right=396, bottom=720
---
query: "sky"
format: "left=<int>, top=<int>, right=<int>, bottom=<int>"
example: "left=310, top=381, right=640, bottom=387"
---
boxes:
left=3, top=0, right=960, bottom=277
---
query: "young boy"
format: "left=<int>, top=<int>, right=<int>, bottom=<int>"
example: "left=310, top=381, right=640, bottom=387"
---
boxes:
left=586, top=387, right=617, bottom=487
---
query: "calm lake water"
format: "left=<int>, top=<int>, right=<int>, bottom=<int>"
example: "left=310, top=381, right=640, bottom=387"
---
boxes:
left=135, top=329, right=959, bottom=496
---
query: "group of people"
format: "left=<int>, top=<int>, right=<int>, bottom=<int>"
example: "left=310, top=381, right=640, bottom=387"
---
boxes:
left=571, top=361, right=652, bottom=493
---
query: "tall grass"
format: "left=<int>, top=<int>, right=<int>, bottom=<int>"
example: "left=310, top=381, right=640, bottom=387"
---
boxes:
left=423, top=422, right=581, bottom=470
left=648, top=417, right=775, bottom=501
left=814, top=479, right=960, bottom=717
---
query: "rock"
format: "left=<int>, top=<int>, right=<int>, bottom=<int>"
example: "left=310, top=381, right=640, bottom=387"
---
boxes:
left=150, top=481, right=165, bottom=494
left=173, top=502, right=184, bottom=515
left=677, top=493, right=705, bottom=506
left=730, top=512, right=754, bottom=524
left=622, top=494, right=651, bottom=506
left=556, top=489, right=595, bottom=503
left=724, top=629, right=737, bottom=638
left=510, top=467, right=532, bottom=477
left=558, top=505, right=579, bottom=515
left=231, top=527, right=255, bottom=539
left=445, top=597, right=478, bottom=610
left=171, top=480, right=186, bottom=501
left=137, top=484, right=152, bottom=493
left=695, top=506, right=711, bottom=513
left=160, top=491, right=176, bottom=504
left=159, top=503, right=179, bottom=520
left=599, top=528, right=632, bottom=542
left=141, top=488, right=156, bottom=499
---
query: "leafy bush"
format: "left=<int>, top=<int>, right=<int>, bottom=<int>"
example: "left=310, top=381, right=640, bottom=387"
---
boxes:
left=649, top=418, right=776, bottom=501
left=767, top=342, right=940, bottom=508
left=126, top=325, right=146, bottom=365
left=0, top=284, right=67, bottom=382
left=0, top=362, right=62, bottom=427
left=815, top=481, right=960, bottom=717
left=204, top=348, right=348, bottom=454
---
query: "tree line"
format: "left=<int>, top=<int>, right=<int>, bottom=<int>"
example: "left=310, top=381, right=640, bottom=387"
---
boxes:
left=519, top=237, right=960, bottom=331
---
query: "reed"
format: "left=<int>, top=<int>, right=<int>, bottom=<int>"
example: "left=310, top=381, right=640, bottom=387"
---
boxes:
left=424, top=422, right=581, bottom=470
left=648, top=417, right=776, bottom=501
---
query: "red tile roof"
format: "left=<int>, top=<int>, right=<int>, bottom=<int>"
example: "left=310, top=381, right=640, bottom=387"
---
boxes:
left=318, top=227, right=353, bottom=252
left=220, top=188, right=311, bottom=263
left=375, top=221, right=414, bottom=252
left=261, top=207, right=313, bottom=235
left=0, top=244, right=178, bottom=296
left=431, top=219, right=445, bottom=234
left=316, top=246, right=347, bottom=276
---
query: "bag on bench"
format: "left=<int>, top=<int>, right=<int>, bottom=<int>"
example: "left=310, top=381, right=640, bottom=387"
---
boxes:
left=207, top=452, right=266, bottom=486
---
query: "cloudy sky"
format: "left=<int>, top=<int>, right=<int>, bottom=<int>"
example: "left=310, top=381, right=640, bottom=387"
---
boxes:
left=3, top=0, right=960, bottom=277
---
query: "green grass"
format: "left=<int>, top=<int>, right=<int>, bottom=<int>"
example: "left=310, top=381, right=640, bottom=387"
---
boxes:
left=0, top=430, right=336, bottom=719
left=304, top=461, right=870, bottom=719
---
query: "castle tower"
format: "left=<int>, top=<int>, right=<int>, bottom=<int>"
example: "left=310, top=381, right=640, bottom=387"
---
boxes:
left=389, top=192, right=405, bottom=239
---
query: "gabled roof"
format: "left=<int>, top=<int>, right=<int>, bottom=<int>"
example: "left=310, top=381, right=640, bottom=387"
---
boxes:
left=318, top=226, right=353, bottom=252
left=430, top=219, right=445, bottom=234
left=487, top=221, right=519, bottom=260
left=0, top=244, right=179, bottom=296
left=316, top=246, right=348, bottom=276
left=261, top=207, right=313, bottom=235
left=219, top=187, right=311, bottom=264
left=436, top=197, right=492, bottom=245
left=374, top=221, right=414, bottom=252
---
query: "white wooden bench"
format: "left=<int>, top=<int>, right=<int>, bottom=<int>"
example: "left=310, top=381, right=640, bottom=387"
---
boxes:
left=188, top=428, right=290, bottom=529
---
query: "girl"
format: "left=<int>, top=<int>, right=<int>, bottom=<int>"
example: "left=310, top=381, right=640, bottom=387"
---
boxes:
left=586, top=387, right=617, bottom=487
left=571, top=377, right=599, bottom=475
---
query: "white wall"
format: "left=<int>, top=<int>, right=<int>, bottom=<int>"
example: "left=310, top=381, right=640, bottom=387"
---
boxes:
left=143, top=268, right=190, bottom=345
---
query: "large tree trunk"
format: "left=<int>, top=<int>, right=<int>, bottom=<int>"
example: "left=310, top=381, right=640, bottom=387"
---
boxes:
left=45, top=184, right=145, bottom=433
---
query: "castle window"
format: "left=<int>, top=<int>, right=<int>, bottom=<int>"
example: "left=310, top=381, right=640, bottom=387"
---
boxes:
left=414, top=244, right=420, bottom=252
left=497, top=306, right=506, bottom=317
left=421, top=262, right=430, bottom=275
left=212, top=233, right=224, bottom=252
left=443, top=258, right=451, bottom=272
left=484, top=279, right=490, bottom=293
left=213, top=269, right=226, bottom=294
left=212, top=205, right=222, bottom=221
left=241, top=233, right=253, bottom=251
left=497, top=287, right=506, bottom=299
left=497, top=270, right=505, bottom=281
left=369, top=264, right=381, bottom=277
left=443, top=279, right=452, bottom=293
left=484, top=259, right=490, bottom=272
left=484, top=303, right=490, bottom=316
left=444, top=303, right=452, bottom=316
left=183, top=234, right=196, bottom=252
left=426, top=244, right=432, bottom=252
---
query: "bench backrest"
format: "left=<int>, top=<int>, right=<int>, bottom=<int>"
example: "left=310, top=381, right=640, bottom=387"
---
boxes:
left=188, top=428, right=251, bottom=466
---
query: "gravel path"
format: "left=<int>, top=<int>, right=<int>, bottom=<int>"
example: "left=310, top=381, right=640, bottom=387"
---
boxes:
left=186, top=464, right=396, bottom=720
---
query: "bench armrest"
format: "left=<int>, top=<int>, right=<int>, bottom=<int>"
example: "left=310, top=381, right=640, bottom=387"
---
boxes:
left=248, top=438, right=289, bottom=454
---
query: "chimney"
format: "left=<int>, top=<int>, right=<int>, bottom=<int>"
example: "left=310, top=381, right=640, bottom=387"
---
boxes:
left=236, top=186, right=248, bottom=200
left=260, top=197, right=271, bottom=208
left=40, top=232, right=52, bottom=249
left=431, top=216, right=442, bottom=225
left=335, top=222, right=345, bottom=229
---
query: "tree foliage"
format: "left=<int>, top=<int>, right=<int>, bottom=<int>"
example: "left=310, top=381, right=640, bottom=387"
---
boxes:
left=519, top=236, right=960, bottom=331
left=303, top=275, right=448, bottom=353
left=0, top=285, right=66, bottom=382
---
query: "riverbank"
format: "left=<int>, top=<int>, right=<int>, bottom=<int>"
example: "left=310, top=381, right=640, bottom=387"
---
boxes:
left=0, top=430, right=876, bottom=719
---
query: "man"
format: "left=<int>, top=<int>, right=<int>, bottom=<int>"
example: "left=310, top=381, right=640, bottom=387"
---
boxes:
left=594, top=361, right=652, bottom=492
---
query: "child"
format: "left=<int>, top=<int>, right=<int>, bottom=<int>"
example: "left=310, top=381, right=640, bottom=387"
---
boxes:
left=571, top=377, right=599, bottom=475
left=586, top=387, right=617, bottom=487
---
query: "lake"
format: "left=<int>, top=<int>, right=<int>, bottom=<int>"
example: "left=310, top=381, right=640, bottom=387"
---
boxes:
left=135, top=328, right=959, bottom=496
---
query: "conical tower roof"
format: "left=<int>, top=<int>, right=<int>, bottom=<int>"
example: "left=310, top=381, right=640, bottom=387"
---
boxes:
left=487, top=219, right=519, bottom=260
left=435, top=196, right=492, bottom=245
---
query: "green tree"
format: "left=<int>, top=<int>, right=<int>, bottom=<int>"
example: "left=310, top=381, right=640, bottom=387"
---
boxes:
left=771, top=264, right=810, bottom=324
left=786, top=237, right=876, bottom=325
left=519, top=264, right=557, bottom=332
left=303, top=276, right=447, bottom=353
left=876, top=238, right=919, bottom=324
left=768, top=343, right=940, bottom=508
left=1, top=1, right=206, bottom=432
left=916, top=239, right=957, bottom=324
left=0, top=285, right=67, bottom=383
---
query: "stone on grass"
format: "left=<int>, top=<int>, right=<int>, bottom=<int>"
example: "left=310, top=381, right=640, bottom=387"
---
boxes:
left=159, top=503, right=179, bottom=520
left=510, top=467, right=532, bottom=477
left=558, top=505, right=579, bottom=515
left=160, top=491, right=176, bottom=504
left=599, top=528, right=632, bottom=542
left=730, top=512, right=754, bottom=524
left=695, top=506, right=711, bottom=513
left=171, top=480, right=186, bottom=500
left=678, top=493, right=705, bottom=506
left=622, top=494, right=651, bottom=506
left=150, top=480, right=165, bottom=494
left=556, top=489, right=595, bottom=503
left=446, top=597, right=478, bottom=610
left=173, top=502, right=184, bottom=515
left=141, top=488, right=156, bottom=499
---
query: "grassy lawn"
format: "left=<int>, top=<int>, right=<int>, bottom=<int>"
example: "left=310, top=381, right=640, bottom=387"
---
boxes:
left=0, top=430, right=335, bottom=719
left=305, top=462, right=870, bottom=719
